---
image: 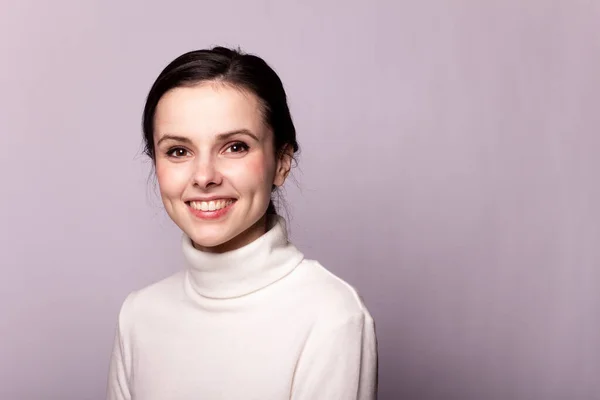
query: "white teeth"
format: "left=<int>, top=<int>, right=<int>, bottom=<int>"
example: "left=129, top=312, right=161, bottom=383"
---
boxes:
left=190, top=199, right=233, bottom=211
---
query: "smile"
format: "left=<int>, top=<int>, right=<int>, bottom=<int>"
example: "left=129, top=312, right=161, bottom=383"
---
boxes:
left=189, top=199, right=235, bottom=212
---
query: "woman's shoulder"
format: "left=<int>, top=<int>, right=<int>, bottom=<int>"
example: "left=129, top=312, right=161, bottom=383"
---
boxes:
left=290, top=258, right=373, bottom=324
left=115, top=271, right=186, bottom=322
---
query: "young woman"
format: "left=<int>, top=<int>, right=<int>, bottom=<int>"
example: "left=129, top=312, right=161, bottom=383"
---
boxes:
left=107, top=46, right=378, bottom=400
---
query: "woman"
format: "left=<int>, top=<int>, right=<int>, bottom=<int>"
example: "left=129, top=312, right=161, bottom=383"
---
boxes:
left=107, top=46, right=378, bottom=400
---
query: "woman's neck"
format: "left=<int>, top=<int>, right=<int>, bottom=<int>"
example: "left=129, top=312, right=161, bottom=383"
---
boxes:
left=182, top=214, right=305, bottom=299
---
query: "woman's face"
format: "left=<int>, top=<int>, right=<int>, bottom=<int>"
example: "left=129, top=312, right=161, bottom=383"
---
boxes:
left=153, top=83, right=290, bottom=253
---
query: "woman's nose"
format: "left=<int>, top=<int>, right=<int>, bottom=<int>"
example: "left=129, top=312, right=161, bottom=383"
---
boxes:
left=192, top=158, right=223, bottom=189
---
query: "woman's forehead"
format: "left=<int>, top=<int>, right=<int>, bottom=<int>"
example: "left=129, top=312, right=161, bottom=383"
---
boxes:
left=154, top=84, right=266, bottom=138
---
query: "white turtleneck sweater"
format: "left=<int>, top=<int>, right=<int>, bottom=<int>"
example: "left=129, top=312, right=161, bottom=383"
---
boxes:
left=107, top=218, right=377, bottom=399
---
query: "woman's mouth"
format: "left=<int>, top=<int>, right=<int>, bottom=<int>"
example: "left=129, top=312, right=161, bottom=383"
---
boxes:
left=189, top=199, right=235, bottom=211
left=186, top=199, right=236, bottom=219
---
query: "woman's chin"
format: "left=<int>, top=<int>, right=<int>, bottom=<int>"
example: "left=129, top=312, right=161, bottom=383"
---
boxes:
left=187, top=220, right=267, bottom=253
left=189, top=232, right=233, bottom=252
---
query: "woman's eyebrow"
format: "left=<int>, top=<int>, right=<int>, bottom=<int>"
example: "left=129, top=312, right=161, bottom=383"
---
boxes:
left=156, top=134, right=193, bottom=146
left=216, top=129, right=260, bottom=142
left=156, top=130, right=260, bottom=147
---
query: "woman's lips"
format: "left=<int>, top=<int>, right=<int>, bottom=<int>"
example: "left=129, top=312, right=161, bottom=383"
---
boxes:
left=187, top=199, right=236, bottom=220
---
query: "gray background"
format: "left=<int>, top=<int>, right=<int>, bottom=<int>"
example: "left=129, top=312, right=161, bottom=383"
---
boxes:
left=1, top=0, right=599, bottom=399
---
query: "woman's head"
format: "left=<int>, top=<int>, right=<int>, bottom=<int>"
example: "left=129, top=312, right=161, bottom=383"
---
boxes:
left=142, top=47, right=299, bottom=253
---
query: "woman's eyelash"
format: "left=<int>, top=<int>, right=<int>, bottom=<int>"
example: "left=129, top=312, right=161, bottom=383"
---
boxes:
left=166, top=147, right=190, bottom=157
left=164, top=142, right=249, bottom=158
left=226, top=142, right=249, bottom=153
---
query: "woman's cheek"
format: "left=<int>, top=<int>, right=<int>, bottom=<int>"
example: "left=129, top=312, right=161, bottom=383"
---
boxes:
left=234, top=155, right=274, bottom=188
left=156, top=161, right=190, bottom=195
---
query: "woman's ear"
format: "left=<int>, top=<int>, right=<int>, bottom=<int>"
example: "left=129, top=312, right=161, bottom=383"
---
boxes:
left=273, top=145, right=293, bottom=187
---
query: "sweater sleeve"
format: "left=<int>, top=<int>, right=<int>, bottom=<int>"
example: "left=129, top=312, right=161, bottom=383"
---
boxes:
left=290, top=311, right=378, bottom=400
left=106, top=294, right=135, bottom=400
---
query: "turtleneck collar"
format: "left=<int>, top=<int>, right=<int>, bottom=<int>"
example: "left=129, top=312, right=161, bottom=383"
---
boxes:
left=182, top=216, right=305, bottom=300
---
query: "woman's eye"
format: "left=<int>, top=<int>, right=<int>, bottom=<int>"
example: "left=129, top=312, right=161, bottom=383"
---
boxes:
left=225, top=142, right=249, bottom=154
left=166, top=148, right=190, bottom=158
